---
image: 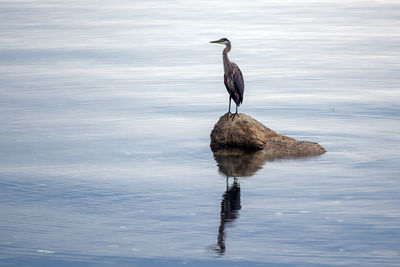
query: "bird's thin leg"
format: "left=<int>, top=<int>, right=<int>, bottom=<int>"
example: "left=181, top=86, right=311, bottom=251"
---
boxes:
left=225, top=97, right=232, bottom=119
left=231, top=104, right=239, bottom=120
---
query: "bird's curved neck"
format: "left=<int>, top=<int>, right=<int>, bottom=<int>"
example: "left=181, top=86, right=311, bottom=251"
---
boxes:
left=222, top=43, right=232, bottom=73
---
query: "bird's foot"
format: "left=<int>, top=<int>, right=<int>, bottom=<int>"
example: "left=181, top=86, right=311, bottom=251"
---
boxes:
left=224, top=112, right=232, bottom=120
left=231, top=112, right=239, bottom=121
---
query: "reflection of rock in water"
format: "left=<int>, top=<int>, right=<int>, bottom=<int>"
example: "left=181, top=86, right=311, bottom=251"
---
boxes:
left=214, top=150, right=266, bottom=177
left=214, top=178, right=241, bottom=255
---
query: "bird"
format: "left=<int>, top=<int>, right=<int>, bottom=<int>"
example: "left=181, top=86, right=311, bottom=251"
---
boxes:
left=210, top=38, right=244, bottom=119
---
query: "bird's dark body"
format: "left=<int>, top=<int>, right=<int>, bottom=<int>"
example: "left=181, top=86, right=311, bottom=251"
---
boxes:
left=224, top=63, right=244, bottom=106
left=210, top=38, right=244, bottom=116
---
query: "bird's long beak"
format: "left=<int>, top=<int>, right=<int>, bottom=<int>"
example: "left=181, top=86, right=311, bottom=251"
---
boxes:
left=209, top=40, right=221, bottom=44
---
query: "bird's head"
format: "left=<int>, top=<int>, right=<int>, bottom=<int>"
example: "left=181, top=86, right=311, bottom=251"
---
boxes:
left=210, top=38, right=230, bottom=45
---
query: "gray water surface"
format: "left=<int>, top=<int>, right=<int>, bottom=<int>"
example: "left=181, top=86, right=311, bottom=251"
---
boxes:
left=1, top=0, right=400, bottom=266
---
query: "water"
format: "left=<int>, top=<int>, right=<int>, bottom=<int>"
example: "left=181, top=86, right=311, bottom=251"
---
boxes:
left=1, top=0, right=400, bottom=266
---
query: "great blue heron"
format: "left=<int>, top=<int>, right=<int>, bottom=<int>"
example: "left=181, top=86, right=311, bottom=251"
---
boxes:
left=210, top=38, right=244, bottom=118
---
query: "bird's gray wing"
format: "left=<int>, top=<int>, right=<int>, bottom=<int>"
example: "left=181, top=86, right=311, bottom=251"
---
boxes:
left=232, top=63, right=244, bottom=104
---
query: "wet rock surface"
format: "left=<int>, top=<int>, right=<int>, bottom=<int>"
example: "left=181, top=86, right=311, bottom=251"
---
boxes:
left=210, top=113, right=326, bottom=159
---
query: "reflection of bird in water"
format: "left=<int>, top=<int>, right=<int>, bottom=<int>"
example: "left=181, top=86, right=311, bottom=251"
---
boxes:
left=214, top=177, right=241, bottom=255
left=210, top=38, right=244, bottom=118
left=209, top=152, right=265, bottom=256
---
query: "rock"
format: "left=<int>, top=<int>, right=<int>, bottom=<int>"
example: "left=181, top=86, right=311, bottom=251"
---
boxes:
left=210, top=113, right=326, bottom=159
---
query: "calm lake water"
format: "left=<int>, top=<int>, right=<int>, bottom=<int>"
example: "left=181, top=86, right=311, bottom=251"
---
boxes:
left=1, top=0, right=400, bottom=266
